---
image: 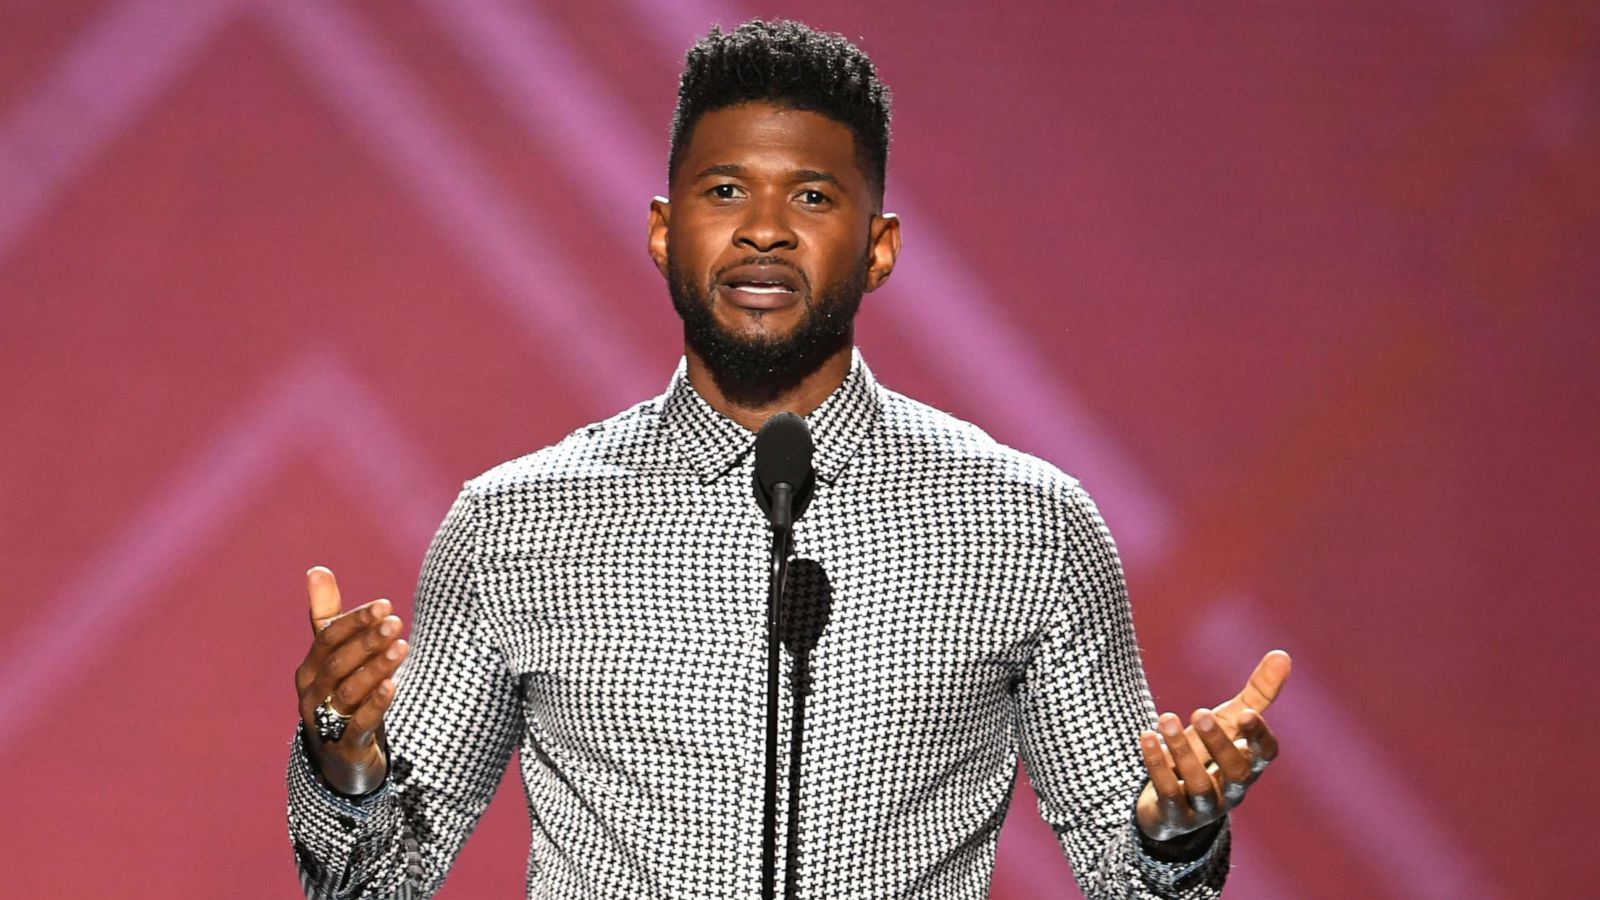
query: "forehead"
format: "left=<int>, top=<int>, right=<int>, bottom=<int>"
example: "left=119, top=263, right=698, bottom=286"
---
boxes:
left=677, top=103, right=862, bottom=184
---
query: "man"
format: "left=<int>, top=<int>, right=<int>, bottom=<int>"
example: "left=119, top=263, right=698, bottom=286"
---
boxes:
left=288, top=19, right=1290, bottom=899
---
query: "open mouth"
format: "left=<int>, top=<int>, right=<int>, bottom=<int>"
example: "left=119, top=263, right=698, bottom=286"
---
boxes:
left=719, top=282, right=798, bottom=311
left=718, top=263, right=805, bottom=309
left=726, top=283, right=794, bottom=295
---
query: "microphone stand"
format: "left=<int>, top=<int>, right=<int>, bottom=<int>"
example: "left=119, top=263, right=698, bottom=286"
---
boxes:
left=760, top=482, right=795, bottom=900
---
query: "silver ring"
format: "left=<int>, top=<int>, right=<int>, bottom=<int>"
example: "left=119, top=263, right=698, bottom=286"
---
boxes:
left=1249, top=743, right=1272, bottom=776
left=314, top=694, right=353, bottom=743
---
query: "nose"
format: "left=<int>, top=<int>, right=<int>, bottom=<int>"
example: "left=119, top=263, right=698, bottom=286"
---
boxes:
left=732, top=193, right=798, bottom=253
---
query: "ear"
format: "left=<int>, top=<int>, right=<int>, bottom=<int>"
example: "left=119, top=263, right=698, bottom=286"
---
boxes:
left=647, top=196, right=671, bottom=279
left=864, top=212, right=902, bottom=292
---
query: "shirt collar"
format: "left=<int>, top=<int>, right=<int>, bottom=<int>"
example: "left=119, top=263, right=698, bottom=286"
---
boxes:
left=659, top=348, right=883, bottom=485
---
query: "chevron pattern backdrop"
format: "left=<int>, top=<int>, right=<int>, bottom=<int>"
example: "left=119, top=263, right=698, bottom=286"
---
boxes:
left=1, top=1, right=1595, bottom=897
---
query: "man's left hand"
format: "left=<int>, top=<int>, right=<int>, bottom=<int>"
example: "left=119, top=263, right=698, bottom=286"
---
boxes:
left=1134, top=649, right=1291, bottom=842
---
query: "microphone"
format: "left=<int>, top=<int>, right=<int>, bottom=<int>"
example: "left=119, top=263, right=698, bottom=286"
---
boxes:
left=752, top=411, right=814, bottom=900
left=752, top=412, right=815, bottom=529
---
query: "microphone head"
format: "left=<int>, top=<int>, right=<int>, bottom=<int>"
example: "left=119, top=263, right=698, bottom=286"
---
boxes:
left=753, top=411, right=816, bottom=526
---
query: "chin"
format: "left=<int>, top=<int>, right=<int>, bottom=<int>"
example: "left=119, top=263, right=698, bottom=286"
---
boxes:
left=716, top=308, right=804, bottom=340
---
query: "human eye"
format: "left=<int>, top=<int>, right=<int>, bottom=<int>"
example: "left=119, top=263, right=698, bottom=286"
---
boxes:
left=709, top=183, right=744, bottom=201
left=796, top=189, right=832, bottom=207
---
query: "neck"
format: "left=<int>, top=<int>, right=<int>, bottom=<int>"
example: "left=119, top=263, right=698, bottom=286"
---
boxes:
left=685, top=345, right=854, bottom=432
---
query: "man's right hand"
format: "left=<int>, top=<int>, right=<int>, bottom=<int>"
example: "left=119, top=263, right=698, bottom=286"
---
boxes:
left=295, top=566, right=410, bottom=796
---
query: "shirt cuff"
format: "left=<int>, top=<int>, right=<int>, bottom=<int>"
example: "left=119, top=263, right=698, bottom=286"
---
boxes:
left=287, top=724, right=398, bottom=898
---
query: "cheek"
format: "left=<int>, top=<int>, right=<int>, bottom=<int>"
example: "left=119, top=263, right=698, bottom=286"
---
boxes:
left=665, top=216, right=724, bottom=277
left=808, top=228, right=871, bottom=283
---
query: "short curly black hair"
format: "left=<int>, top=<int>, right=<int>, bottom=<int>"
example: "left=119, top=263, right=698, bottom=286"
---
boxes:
left=669, top=20, right=892, bottom=205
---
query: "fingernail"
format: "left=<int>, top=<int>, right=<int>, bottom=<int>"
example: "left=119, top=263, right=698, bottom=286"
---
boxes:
left=380, top=620, right=397, bottom=637
left=1160, top=717, right=1181, bottom=737
left=1197, top=711, right=1216, bottom=732
left=386, top=644, right=402, bottom=660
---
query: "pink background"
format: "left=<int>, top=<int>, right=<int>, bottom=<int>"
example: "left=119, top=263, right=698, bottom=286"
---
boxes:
left=2, top=1, right=1595, bottom=897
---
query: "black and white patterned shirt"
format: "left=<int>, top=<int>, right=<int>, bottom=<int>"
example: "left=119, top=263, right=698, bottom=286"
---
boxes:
left=286, top=351, right=1230, bottom=899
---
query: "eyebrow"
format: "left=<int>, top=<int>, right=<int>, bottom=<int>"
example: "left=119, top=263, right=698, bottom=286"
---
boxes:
left=692, top=164, right=844, bottom=189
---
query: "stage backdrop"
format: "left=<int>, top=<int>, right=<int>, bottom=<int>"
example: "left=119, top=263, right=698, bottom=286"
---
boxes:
left=2, top=1, right=1595, bottom=897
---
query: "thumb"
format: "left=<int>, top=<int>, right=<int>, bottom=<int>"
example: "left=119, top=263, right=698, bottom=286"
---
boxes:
left=306, top=566, right=343, bottom=632
left=1238, top=649, right=1292, bottom=713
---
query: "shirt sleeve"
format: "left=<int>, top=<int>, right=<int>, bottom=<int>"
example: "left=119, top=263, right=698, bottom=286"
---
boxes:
left=286, top=485, right=525, bottom=898
left=1014, top=482, right=1230, bottom=899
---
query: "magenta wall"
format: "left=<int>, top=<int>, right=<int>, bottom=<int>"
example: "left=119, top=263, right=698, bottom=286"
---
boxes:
left=2, top=1, right=1595, bottom=897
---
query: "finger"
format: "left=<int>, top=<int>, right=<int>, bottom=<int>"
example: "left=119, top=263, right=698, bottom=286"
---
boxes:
left=297, top=600, right=394, bottom=693
left=301, top=613, right=403, bottom=709
left=341, top=677, right=398, bottom=749
left=1238, top=708, right=1281, bottom=774
left=1177, top=723, right=1216, bottom=768
left=320, top=616, right=404, bottom=696
left=307, top=567, right=344, bottom=632
left=1161, top=712, right=1221, bottom=814
left=1233, top=649, right=1292, bottom=714
left=312, top=600, right=394, bottom=660
left=1193, top=709, right=1251, bottom=803
left=1139, top=730, right=1184, bottom=805
left=330, top=639, right=409, bottom=714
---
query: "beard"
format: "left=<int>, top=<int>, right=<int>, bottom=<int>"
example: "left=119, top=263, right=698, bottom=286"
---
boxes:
left=668, top=252, right=868, bottom=409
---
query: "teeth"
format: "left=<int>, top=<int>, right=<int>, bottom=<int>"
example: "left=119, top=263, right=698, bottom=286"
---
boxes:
left=734, top=284, right=791, bottom=294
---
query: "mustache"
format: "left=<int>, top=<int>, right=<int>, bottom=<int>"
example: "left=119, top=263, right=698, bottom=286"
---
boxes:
left=710, top=255, right=811, bottom=291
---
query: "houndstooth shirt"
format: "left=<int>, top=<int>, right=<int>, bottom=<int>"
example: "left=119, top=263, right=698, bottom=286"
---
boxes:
left=286, top=350, right=1230, bottom=899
